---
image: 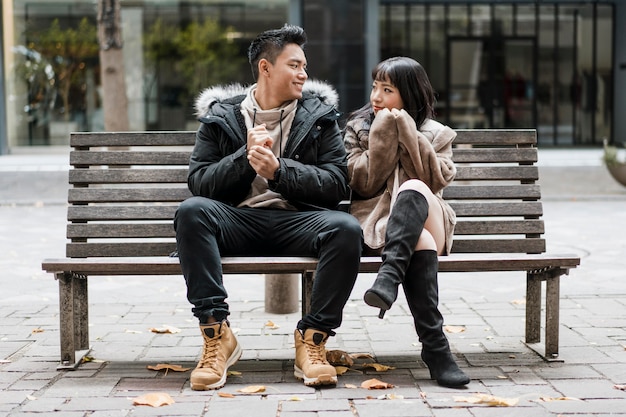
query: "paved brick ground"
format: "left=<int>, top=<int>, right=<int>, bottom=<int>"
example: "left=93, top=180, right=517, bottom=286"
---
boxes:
left=1, top=149, right=625, bottom=416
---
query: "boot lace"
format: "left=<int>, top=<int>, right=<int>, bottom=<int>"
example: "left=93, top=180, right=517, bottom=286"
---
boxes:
left=305, top=341, right=327, bottom=364
left=198, top=335, right=220, bottom=370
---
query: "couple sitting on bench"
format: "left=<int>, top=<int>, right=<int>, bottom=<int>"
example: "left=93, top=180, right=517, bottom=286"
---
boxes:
left=174, top=24, right=469, bottom=391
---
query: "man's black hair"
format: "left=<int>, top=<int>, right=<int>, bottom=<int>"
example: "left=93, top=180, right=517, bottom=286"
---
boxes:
left=247, top=24, right=307, bottom=80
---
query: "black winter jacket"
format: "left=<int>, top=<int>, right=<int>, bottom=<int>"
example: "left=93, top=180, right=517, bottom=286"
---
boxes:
left=189, top=80, right=350, bottom=210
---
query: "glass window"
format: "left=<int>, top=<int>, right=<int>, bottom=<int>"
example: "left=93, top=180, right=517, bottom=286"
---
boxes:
left=516, top=4, right=536, bottom=37
left=495, top=4, right=513, bottom=37
left=448, top=5, right=468, bottom=37
left=6, top=0, right=288, bottom=147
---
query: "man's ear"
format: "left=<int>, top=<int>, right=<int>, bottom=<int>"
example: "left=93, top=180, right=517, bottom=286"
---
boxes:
left=259, top=59, right=270, bottom=77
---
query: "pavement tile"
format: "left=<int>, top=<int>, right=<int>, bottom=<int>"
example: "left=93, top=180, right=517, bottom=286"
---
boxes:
left=548, top=378, right=626, bottom=400
left=352, top=398, right=431, bottom=417
left=539, top=397, right=626, bottom=414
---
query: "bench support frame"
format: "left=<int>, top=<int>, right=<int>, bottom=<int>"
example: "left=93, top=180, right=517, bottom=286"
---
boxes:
left=57, top=272, right=91, bottom=370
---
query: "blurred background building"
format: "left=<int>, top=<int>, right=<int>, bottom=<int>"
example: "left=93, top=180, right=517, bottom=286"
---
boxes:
left=1, top=0, right=624, bottom=153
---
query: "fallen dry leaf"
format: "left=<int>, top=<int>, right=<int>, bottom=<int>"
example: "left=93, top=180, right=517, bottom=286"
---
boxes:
left=288, top=396, right=303, bottom=401
left=327, top=349, right=354, bottom=366
left=132, top=392, right=175, bottom=407
left=444, top=325, right=466, bottom=334
left=511, top=299, right=526, bottom=305
left=344, top=383, right=358, bottom=389
left=149, top=325, right=181, bottom=334
left=350, top=352, right=375, bottom=360
left=237, top=385, right=266, bottom=394
left=265, top=321, right=279, bottom=330
left=361, top=378, right=394, bottom=389
left=454, top=393, right=519, bottom=407
left=539, top=396, right=582, bottom=402
left=361, top=363, right=396, bottom=372
left=377, top=393, right=404, bottom=400
left=218, top=392, right=235, bottom=398
left=335, top=366, right=349, bottom=375
left=80, top=356, right=104, bottom=363
left=32, top=328, right=44, bottom=334
left=227, top=370, right=242, bottom=376
left=615, top=385, right=626, bottom=391
left=146, top=364, right=190, bottom=372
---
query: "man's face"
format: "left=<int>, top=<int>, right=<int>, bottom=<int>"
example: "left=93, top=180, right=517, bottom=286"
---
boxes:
left=266, top=43, right=308, bottom=103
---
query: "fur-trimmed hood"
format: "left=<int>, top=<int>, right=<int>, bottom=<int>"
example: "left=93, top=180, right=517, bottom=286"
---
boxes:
left=194, top=79, right=339, bottom=117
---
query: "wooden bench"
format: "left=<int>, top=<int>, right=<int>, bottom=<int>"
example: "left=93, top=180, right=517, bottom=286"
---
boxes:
left=42, top=129, right=580, bottom=369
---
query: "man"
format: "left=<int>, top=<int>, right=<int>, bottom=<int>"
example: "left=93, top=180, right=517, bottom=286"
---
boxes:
left=174, top=24, right=362, bottom=390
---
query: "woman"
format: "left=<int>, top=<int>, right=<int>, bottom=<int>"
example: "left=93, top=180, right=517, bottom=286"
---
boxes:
left=343, top=56, right=469, bottom=388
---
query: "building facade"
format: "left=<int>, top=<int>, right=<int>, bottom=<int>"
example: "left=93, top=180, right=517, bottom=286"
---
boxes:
left=1, top=0, right=623, bottom=152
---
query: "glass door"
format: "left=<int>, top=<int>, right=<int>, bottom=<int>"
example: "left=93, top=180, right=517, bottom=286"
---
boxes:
left=446, top=36, right=536, bottom=129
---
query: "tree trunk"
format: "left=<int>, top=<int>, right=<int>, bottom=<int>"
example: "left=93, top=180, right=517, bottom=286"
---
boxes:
left=97, top=0, right=129, bottom=131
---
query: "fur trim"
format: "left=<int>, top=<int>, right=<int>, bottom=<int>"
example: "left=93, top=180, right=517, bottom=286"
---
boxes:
left=194, top=83, right=249, bottom=116
left=194, top=79, right=338, bottom=117
left=302, top=79, right=339, bottom=108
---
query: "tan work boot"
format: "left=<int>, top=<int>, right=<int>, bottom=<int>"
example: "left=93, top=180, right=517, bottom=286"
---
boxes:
left=294, top=328, right=337, bottom=386
left=190, top=320, right=242, bottom=391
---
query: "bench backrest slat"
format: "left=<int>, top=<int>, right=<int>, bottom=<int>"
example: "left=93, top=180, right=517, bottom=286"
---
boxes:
left=454, top=166, right=538, bottom=181
left=65, top=129, right=545, bottom=258
left=69, top=169, right=189, bottom=184
left=68, top=188, right=192, bottom=203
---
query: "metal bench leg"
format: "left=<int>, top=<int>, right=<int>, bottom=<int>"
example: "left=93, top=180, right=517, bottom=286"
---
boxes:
left=525, top=272, right=541, bottom=344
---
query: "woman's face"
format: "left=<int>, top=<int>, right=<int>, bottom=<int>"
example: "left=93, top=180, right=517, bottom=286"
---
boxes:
left=370, top=77, right=404, bottom=115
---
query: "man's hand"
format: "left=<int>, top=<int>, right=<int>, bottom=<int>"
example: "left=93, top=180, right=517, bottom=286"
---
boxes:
left=247, top=124, right=280, bottom=180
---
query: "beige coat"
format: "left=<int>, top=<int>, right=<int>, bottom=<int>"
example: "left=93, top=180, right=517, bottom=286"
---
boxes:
left=344, top=109, right=457, bottom=254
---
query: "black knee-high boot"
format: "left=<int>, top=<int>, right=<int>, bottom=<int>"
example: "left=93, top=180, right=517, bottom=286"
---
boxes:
left=403, top=250, right=470, bottom=388
left=364, top=190, right=429, bottom=318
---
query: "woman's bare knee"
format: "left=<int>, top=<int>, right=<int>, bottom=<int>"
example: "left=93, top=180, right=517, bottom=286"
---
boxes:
left=398, top=179, right=432, bottom=196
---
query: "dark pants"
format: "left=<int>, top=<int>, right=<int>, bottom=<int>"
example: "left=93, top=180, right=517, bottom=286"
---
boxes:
left=174, top=196, right=363, bottom=335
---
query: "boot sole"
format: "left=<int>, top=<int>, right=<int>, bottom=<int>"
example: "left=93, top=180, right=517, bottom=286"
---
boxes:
left=293, top=366, right=338, bottom=386
left=190, top=342, right=243, bottom=391
left=363, top=290, right=392, bottom=311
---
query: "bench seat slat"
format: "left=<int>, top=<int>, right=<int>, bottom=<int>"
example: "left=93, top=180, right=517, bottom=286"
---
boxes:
left=41, top=253, right=579, bottom=276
